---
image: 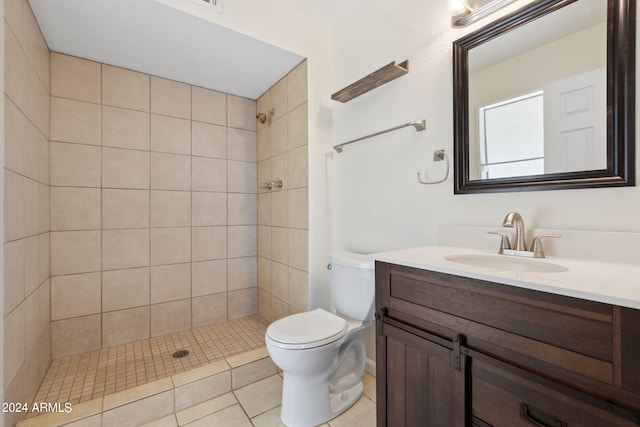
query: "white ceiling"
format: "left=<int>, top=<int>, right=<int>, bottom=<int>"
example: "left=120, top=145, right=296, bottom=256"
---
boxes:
left=28, top=0, right=305, bottom=99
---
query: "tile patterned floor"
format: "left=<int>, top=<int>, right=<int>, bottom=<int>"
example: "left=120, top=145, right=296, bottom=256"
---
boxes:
left=33, top=316, right=269, bottom=407
left=151, top=371, right=377, bottom=427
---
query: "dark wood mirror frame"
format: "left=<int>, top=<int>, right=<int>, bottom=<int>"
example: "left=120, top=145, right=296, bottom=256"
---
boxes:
left=453, top=0, right=635, bottom=193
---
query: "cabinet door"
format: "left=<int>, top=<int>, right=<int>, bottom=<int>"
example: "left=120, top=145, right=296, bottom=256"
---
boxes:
left=377, top=323, right=466, bottom=427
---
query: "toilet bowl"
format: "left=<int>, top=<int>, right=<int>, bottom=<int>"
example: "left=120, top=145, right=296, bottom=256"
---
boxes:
left=265, top=252, right=375, bottom=427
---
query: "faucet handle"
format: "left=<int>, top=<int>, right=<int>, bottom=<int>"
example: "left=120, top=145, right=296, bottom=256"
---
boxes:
left=530, top=234, right=561, bottom=258
left=487, top=231, right=512, bottom=254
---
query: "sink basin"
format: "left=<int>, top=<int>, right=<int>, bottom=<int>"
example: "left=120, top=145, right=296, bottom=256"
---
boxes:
left=444, top=254, right=568, bottom=273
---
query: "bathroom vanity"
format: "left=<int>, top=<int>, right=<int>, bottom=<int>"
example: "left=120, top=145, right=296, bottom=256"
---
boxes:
left=373, top=246, right=640, bottom=427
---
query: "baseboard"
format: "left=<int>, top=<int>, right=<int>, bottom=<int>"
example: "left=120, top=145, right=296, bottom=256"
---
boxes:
left=365, top=358, right=376, bottom=377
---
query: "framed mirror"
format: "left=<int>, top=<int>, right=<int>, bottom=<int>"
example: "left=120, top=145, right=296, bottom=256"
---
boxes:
left=453, top=0, right=635, bottom=193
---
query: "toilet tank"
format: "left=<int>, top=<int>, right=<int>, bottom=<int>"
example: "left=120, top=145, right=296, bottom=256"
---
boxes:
left=328, top=252, right=375, bottom=321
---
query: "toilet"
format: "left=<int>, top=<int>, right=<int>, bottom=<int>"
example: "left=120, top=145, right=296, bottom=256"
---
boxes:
left=265, top=252, right=375, bottom=427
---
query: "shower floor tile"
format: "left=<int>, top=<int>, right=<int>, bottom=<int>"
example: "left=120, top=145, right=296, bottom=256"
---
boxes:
left=33, top=315, right=269, bottom=407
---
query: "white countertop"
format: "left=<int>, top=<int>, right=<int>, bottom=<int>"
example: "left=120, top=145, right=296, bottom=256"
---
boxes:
left=371, top=245, right=640, bottom=310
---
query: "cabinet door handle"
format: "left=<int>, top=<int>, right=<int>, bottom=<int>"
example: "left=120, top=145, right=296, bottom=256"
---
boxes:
left=520, top=403, right=567, bottom=427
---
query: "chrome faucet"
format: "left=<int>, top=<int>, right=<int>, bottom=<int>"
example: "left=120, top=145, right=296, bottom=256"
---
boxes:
left=502, top=211, right=527, bottom=251
left=488, top=211, right=561, bottom=258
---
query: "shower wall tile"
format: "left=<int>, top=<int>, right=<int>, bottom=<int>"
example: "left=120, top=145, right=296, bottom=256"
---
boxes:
left=4, top=170, right=26, bottom=242
left=227, top=95, right=256, bottom=131
left=151, top=76, right=191, bottom=119
left=102, top=64, right=150, bottom=112
left=151, top=114, right=191, bottom=154
left=102, top=106, right=150, bottom=150
left=4, top=239, right=25, bottom=314
left=51, top=53, right=101, bottom=103
left=47, top=55, right=258, bottom=358
left=102, top=189, right=150, bottom=229
left=192, top=86, right=227, bottom=126
left=4, top=96, right=25, bottom=174
left=5, top=23, right=27, bottom=111
left=51, top=272, right=101, bottom=320
left=192, top=121, right=226, bottom=159
left=51, top=97, right=101, bottom=145
left=151, top=152, right=191, bottom=191
left=256, top=60, right=308, bottom=320
left=102, top=306, right=150, bottom=348
left=102, top=268, right=150, bottom=312
left=4, top=303, right=26, bottom=389
left=102, top=147, right=150, bottom=189
left=50, top=141, right=101, bottom=187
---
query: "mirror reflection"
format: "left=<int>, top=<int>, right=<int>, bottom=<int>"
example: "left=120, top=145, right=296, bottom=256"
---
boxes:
left=467, top=0, right=607, bottom=180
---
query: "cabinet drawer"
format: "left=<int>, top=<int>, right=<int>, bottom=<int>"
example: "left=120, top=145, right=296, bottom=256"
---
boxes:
left=472, top=358, right=639, bottom=427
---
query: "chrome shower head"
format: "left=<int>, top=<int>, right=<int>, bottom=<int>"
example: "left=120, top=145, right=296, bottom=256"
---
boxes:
left=256, top=108, right=275, bottom=124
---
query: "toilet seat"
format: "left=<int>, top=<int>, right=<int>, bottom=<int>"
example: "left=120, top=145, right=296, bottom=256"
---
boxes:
left=266, top=308, right=348, bottom=350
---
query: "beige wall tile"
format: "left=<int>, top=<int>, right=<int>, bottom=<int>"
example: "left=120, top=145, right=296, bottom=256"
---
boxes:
left=256, top=127, right=271, bottom=162
left=231, top=357, right=277, bottom=390
left=228, top=257, right=257, bottom=291
left=5, top=24, right=26, bottom=111
left=288, top=188, right=308, bottom=229
left=175, top=391, right=236, bottom=426
left=174, top=371, right=231, bottom=411
left=102, top=389, right=174, bottom=427
left=192, top=157, right=226, bottom=192
left=102, top=306, right=150, bottom=348
left=150, top=299, right=191, bottom=337
left=103, top=189, right=150, bottom=229
left=270, top=190, right=287, bottom=228
left=151, top=76, right=191, bottom=119
left=288, top=268, right=308, bottom=311
left=151, top=114, right=191, bottom=154
left=192, top=192, right=226, bottom=226
left=51, top=230, right=101, bottom=275
left=51, top=53, right=101, bottom=103
left=228, top=226, right=257, bottom=258
left=25, top=59, right=51, bottom=137
left=270, top=79, right=288, bottom=121
left=257, top=257, right=271, bottom=293
left=50, top=142, right=101, bottom=187
left=102, top=147, right=150, bottom=189
left=150, top=263, right=191, bottom=304
left=270, top=227, right=288, bottom=265
left=25, top=280, right=50, bottom=355
left=38, top=182, right=50, bottom=234
left=228, top=193, right=256, bottom=226
left=287, top=60, right=308, bottom=110
left=51, top=97, right=101, bottom=145
left=192, top=293, right=227, bottom=328
left=288, top=145, right=308, bottom=189
left=192, top=260, right=226, bottom=297
left=38, top=131, right=50, bottom=186
left=24, top=6, right=50, bottom=91
left=271, top=297, right=288, bottom=322
left=102, top=106, right=150, bottom=150
left=51, top=314, right=101, bottom=358
left=256, top=91, right=270, bottom=131
left=192, top=226, right=226, bottom=262
left=4, top=170, right=25, bottom=242
left=227, top=128, right=256, bottom=162
left=288, top=229, right=308, bottom=272
left=150, top=190, right=191, bottom=227
left=39, top=233, right=51, bottom=285
left=102, top=64, right=150, bottom=111
left=23, top=120, right=42, bottom=181
left=271, top=262, right=288, bottom=301
left=102, top=267, right=150, bottom=312
left=4, top=96, right=25, bottom=175
left=228, top=288, right=257, bottom=320
left=23, top=177, right=39, bottom=237
left=257, top=289, right=271, bottom=322
left=257, top=159, right=271, bottom=194
left=287, top=103, right=308, bottom=150
left=192, top=86, right=226, bottom=125
left=51, top=187, right=101, bottom=231
left=192, top=121, right=226, bottom=159
left=151, top=152, right=191, bottom=191
left=270, top=115, right=287, bottom=157
left=3, top=303, right=25, bottom=389
left=102, top=229, right=150, bottom=271
left=150, top=227, right=191, bottom=265
left=24, top=236, right=40, bottom=296
left=51, top=273, right=101, bottom=320
left=257, top=193, right=271, bottom=226
left=270, top=153, right=287, bottom=191
left=4, top=239, right=25, bottom=314
left=227, top=95, right=256, bottom=131
left=5, top=0, right=25, bottom=47
left=227, top=161, right=256, bottom=194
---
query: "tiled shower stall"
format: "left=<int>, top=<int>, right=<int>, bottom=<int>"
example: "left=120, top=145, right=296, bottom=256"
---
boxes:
left=2, top=1, right=309, bottom=425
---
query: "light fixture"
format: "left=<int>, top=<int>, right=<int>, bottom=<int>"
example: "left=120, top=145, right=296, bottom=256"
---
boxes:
left=450, top=0, right=518, bottom=27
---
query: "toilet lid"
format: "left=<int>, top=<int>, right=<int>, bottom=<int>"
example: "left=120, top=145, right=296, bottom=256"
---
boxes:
left=266, top=308, right=347, bottom=349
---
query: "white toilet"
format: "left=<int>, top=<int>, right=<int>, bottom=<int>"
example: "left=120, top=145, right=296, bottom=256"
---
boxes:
left=265, top=252, right=375, bottom=427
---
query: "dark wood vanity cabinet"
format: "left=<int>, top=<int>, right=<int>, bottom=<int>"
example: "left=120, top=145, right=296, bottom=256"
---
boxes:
left=375, top=262, right=640, bottom=427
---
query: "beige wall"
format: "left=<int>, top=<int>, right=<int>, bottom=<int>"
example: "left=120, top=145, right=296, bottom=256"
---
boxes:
left=48, top=53, right=258, bottom=358
left=3, top=0, right=52, bottom=425
left=256, top=61, right=309, bottom=321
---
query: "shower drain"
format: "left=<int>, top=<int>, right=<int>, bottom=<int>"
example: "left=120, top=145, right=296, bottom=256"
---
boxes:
left=172, top=350, right=190, bottom=359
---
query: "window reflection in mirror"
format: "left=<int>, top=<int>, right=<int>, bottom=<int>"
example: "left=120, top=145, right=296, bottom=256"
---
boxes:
left=467, top=0, right=607, bottom=181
